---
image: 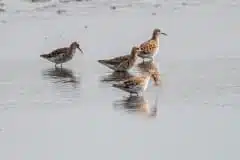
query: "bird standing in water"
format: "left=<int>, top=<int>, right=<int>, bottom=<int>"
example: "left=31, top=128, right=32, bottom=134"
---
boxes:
left=138, top=28, right=167, bottom=61
left=40, top=41, right=83, bottom=67
left=112, top=70, right=159, bottom=96
left=98, top=46, right=141, bottom=72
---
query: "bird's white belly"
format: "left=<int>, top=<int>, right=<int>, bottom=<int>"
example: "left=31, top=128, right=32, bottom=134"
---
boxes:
left=153, top=48, right=159, bottom=56
left=143, top=80, right=149, bottom=91
left=141, top=53, right=154, bottom=58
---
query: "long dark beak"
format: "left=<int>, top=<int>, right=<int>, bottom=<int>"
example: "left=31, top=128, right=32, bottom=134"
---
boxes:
left=161, top=32, right=167, bottom=36
left=78, top=47, right=83, bottom=54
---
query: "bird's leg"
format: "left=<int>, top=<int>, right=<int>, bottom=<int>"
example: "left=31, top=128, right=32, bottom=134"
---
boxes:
left=55, top=64, right=57, bottom=68
left=60, top=64, right=63, bottom=68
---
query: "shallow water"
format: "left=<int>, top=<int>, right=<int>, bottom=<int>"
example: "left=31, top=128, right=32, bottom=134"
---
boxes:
left=0, top=1, right=240, bottom=160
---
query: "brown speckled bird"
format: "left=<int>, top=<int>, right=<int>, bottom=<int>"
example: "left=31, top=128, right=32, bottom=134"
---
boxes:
left=138, top=28, right=167, bottom=61
left=40, top=41, right=83, bottom=67
left=98, top=46, right=141, bottom=72
left=112, top=70, right=157, bottom=96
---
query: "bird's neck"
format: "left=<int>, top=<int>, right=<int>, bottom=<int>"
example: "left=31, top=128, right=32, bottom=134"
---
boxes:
left=130, top=52, right=138, bottom=59
left=151, top=35, right=160, bottom=43
left=69, top=47, right=77, bottom=55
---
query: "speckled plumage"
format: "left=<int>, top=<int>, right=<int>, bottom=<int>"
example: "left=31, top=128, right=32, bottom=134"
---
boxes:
left=112, top=74, right=151, bottom=96
left=98, top=46, right=141, bottom=72
left=40, top=41, right=83, bottom=67
left=138, top=28, right=167, bottom=61
left=112, top=67, right=160, bottom=95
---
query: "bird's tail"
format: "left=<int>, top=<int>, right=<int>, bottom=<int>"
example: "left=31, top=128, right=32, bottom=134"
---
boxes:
left=98, top=59, right=109, bottom=65
left=98, top=60, right=115, bottom=70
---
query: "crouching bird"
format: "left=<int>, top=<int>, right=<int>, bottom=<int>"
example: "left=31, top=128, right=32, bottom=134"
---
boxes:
left=112, top=70, right=159, bottom=96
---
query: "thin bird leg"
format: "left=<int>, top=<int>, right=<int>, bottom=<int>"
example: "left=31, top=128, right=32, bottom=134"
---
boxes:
left=55, top=64, right=57, bottom=68
left=60, top=64, right=63, bottom=68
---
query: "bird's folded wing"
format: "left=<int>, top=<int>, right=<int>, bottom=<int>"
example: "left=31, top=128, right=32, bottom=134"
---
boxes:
left=115, top=59, right=130, bottom=71
left=47, top=47, right=68, bottom=58
left=140, top=40, right=158, bottom=53
left=106, top=55, right=130, bottom=65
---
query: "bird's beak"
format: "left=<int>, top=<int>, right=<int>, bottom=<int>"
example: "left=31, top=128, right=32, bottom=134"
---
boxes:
left=78, top=47, right=83, bottom=54
left=161, top=32, right=167, bottom=36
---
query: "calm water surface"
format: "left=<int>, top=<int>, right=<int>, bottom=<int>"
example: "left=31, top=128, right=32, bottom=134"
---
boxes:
left=0, top=2, right=240, bottom=159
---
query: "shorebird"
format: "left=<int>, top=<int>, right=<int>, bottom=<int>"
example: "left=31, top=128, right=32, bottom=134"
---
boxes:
left=138, top=28, right=167, bottom=61
left=40, top=41, right=83, bottom=67
left=112, top=71, right=157, bottom=96
left=98, top=46, right=141, bottom=72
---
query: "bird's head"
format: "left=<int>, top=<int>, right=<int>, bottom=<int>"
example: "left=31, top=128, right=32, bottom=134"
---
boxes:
left=131, top=46, right=142, bottom=57
left=152, top=28, right=167, bottom=38
left=70, top=41, right=84, bottom=54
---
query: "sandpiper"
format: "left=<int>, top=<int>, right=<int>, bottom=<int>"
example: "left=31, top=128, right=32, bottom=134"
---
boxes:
left=138, top=28, right=167, bottom=61
left=40, top=41, right=83, bottom=67
left=112, top=71, right=156, bottom=96
left=98, top=46, right=141, bottom=72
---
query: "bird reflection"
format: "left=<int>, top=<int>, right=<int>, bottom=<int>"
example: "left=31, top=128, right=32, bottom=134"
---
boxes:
left=137, top=61, right=161, bottom=86
left=42, top=67, right=80, bottom=88
left=100, top=71, right=134, bottom=83
left=113, top=95, right=157, bottom=117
